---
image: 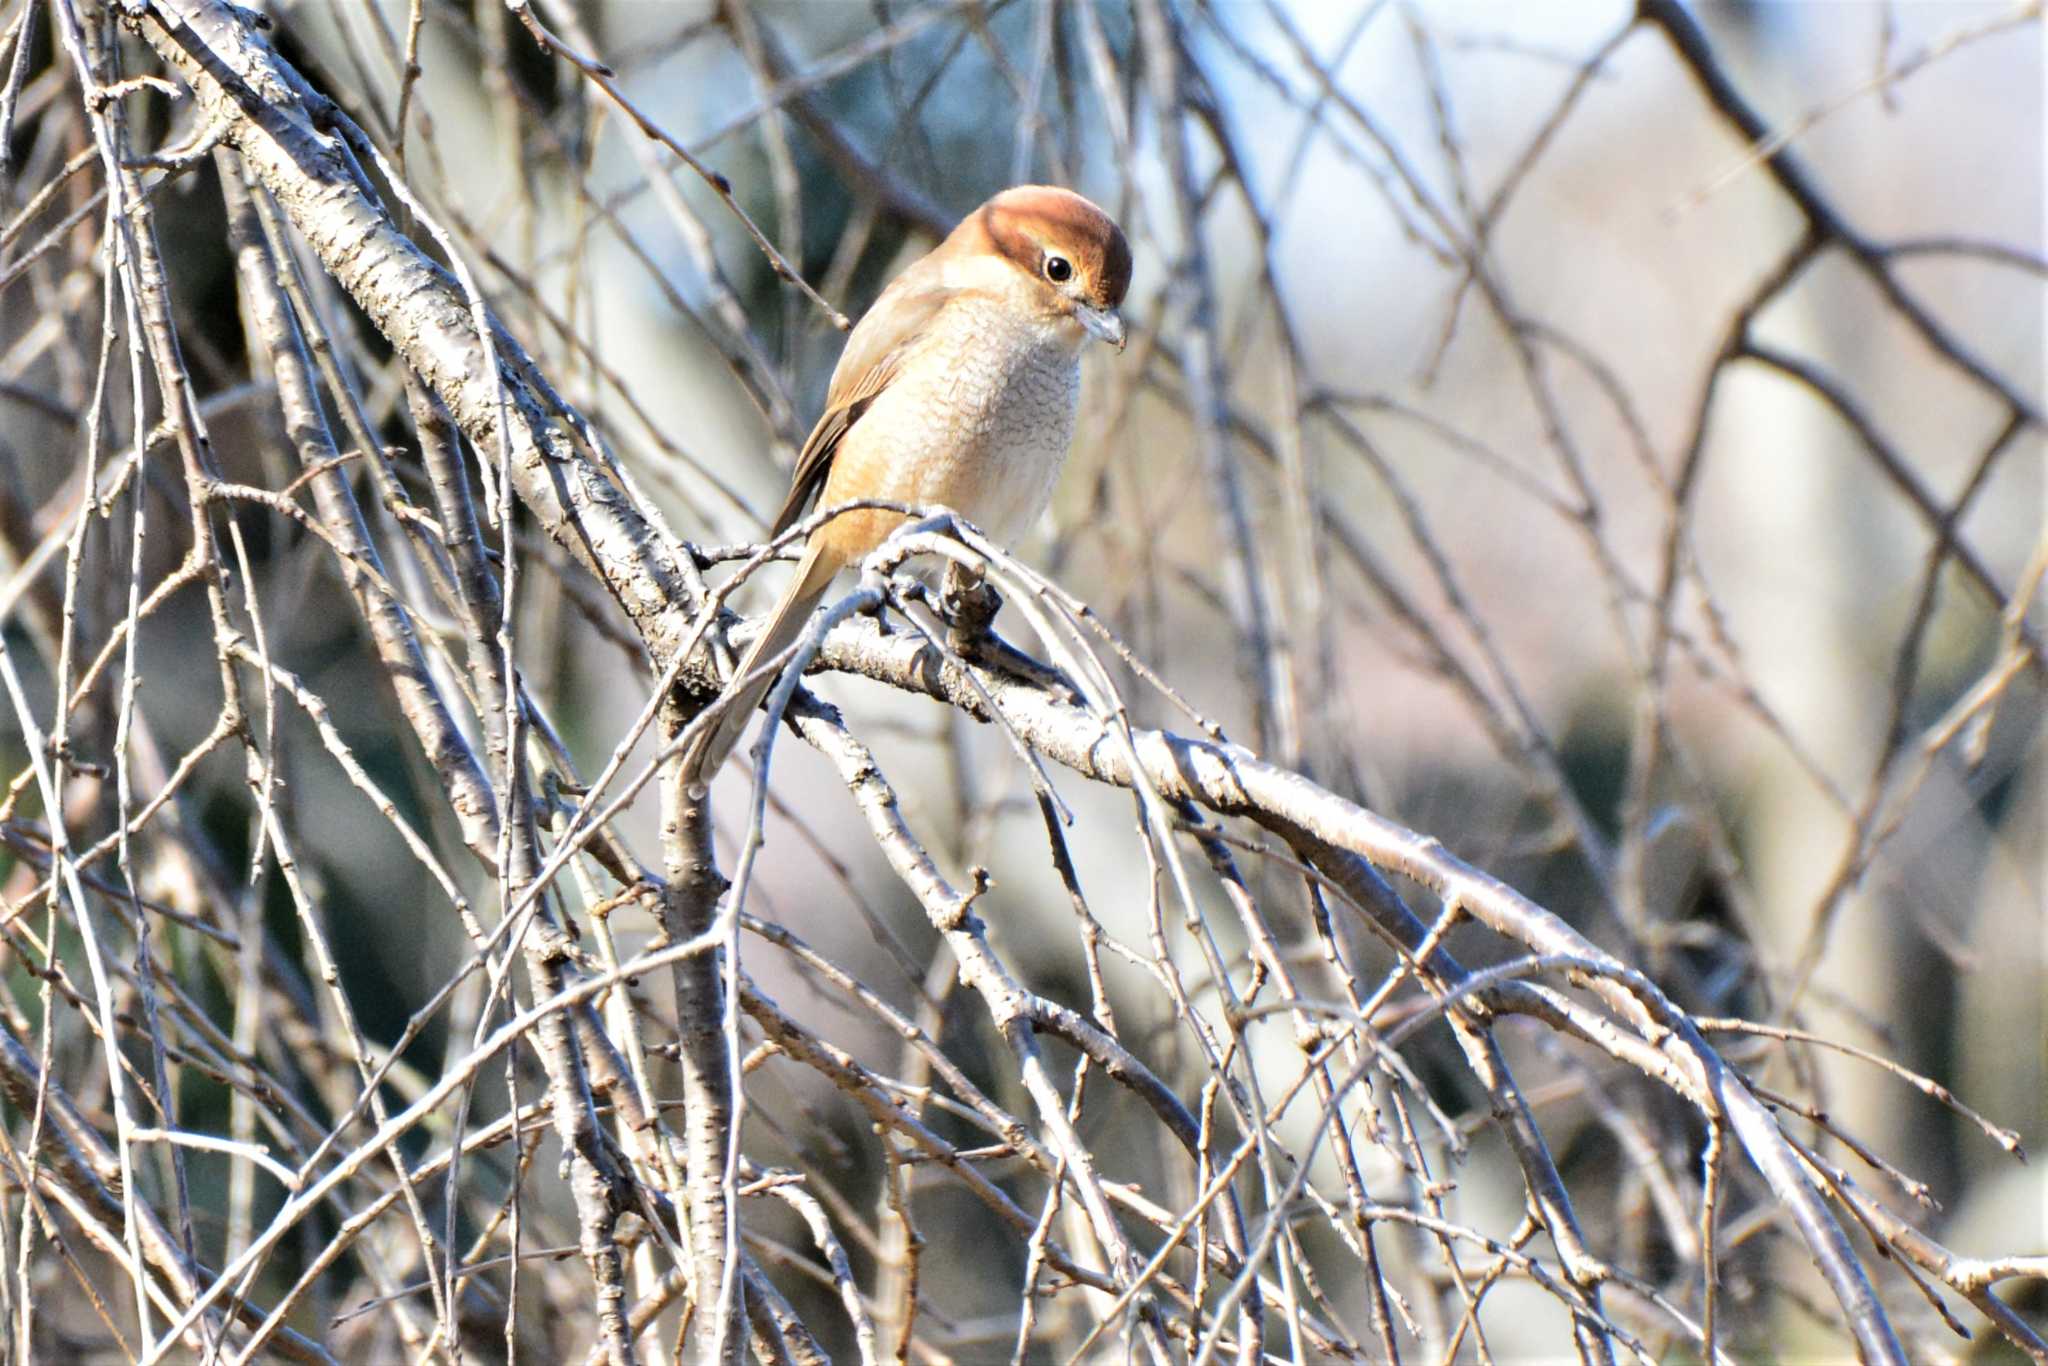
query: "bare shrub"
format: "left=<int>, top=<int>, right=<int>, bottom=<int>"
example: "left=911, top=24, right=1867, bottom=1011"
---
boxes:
left=0, top=1, right=2039, bottom=1361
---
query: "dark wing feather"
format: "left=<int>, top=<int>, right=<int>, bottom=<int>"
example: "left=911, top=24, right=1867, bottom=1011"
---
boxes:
left=771, top=270, right=955, bottom=536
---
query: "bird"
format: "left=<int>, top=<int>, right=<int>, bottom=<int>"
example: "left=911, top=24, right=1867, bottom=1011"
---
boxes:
left=684, top=184, right=1132, bottom=781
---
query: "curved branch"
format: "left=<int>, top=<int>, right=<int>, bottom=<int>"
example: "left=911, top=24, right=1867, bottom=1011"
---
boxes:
left=811, top=608, right=1907, bottom=1362
left=131, top=0, right=700, bottom=658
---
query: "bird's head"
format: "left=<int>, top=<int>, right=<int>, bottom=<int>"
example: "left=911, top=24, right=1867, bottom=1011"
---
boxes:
left=953, top=185, right=1132, bottom=351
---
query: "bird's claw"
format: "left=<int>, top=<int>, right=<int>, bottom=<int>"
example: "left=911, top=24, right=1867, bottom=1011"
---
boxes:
left=940, top=562, right=1004, bottom=654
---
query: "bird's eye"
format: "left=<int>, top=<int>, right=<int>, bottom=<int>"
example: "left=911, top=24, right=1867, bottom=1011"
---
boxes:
left=1043, top=254, right=1073, bottom=283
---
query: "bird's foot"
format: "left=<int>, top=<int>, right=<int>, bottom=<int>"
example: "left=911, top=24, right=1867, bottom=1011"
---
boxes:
left=940, top=561, right=1004, bottom=650
left=934, top=564, right=1081, bottom=701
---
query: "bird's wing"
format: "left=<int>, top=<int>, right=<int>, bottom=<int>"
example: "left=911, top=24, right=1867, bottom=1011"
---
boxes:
left=770, top=269, right=955, bottom=537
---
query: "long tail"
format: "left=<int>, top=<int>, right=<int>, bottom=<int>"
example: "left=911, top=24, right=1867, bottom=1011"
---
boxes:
left=682, top=540, right=842, bottom=782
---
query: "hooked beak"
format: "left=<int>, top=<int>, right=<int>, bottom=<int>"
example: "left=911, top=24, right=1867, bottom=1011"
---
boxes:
left=1077, top=302, right=1127, bottom=352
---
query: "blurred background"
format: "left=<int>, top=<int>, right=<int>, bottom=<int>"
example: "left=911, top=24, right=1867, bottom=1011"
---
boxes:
left=0, top=0, right=2041, bottom=1359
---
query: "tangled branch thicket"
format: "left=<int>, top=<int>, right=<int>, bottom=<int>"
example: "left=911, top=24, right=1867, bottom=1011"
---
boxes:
left=0, top=0, right=2040, bottom=1360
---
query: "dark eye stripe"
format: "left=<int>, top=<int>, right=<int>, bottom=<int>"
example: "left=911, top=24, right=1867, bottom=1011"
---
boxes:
left=976, top=190, right=1132, bottom=306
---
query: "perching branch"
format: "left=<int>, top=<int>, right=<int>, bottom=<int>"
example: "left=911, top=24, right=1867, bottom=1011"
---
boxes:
left=0, top=1, right=2034, bottom=1361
